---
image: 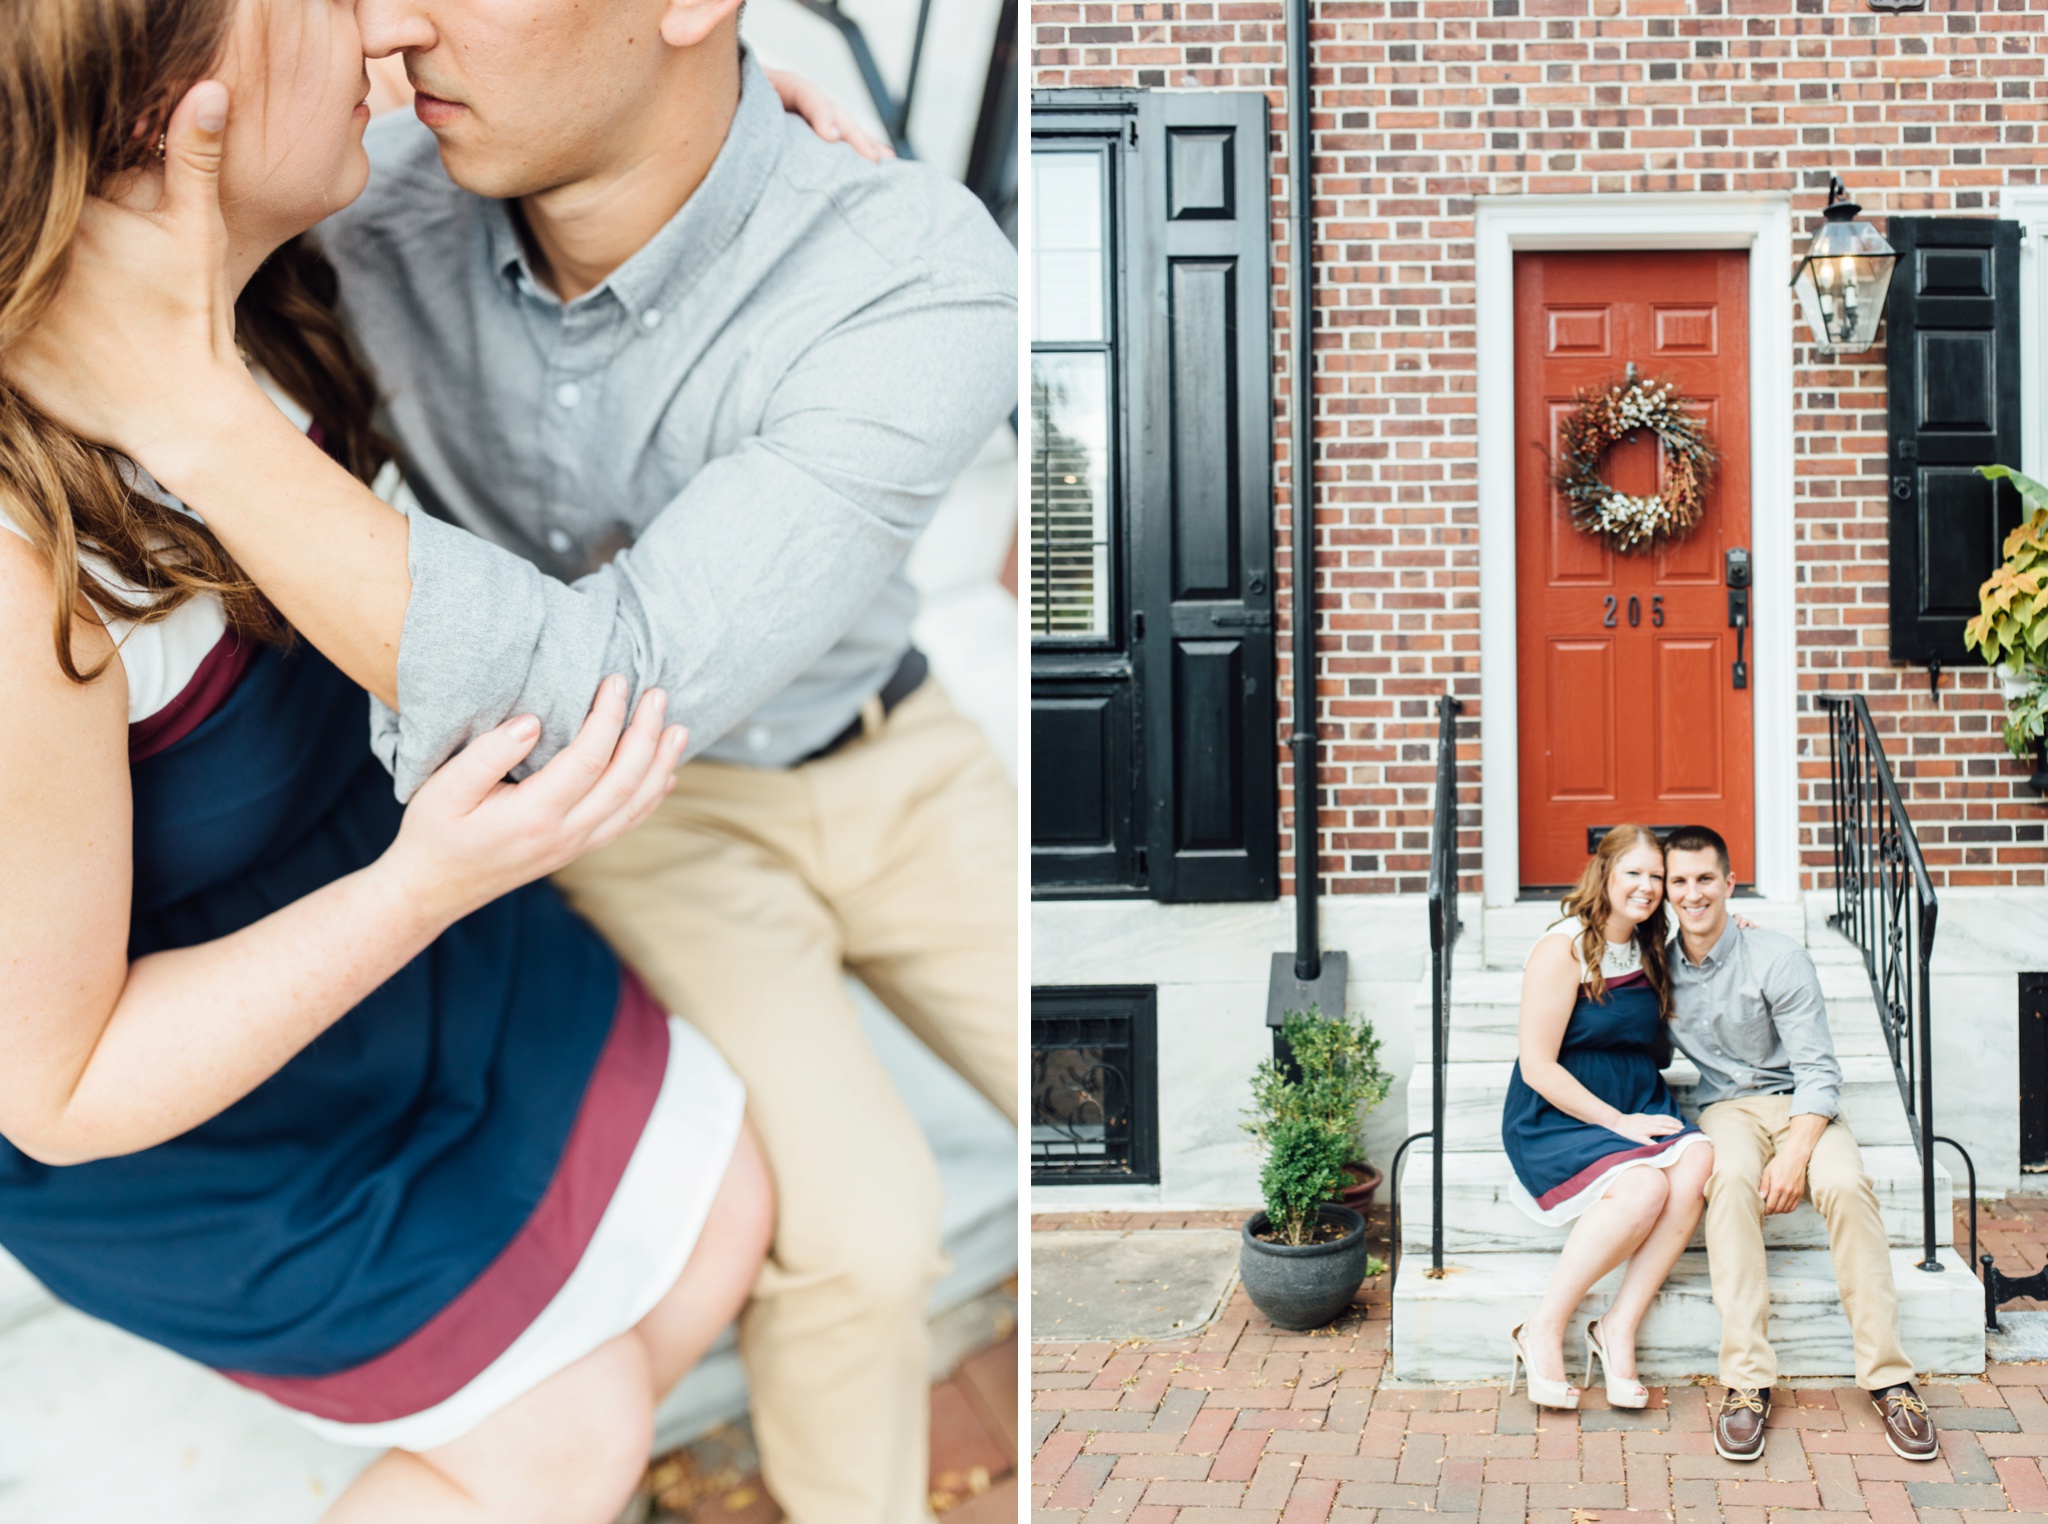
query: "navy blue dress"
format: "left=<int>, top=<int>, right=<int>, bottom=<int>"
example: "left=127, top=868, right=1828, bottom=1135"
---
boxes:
left=0, top=633, right=672, bottom=1425
left=1500, top=929, right=1701, bottom=1222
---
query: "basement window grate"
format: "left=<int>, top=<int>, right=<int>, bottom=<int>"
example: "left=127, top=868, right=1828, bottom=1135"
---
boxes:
left=1031, top=986, right=1158, bottom=1185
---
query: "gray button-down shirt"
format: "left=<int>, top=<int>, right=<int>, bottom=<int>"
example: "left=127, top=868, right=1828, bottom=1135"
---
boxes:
left=315, top=55, right=1017, bottom=798
left=1668, top=921, right=1842, bottom=1120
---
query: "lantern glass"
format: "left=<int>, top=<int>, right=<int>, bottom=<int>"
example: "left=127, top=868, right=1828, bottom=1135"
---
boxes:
left=1792, top=215, right=1896, bottom=354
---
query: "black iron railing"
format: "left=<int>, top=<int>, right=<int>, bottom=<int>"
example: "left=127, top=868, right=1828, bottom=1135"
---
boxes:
left=1391, top=693, right=1462, bottom=1281
left=1820, top=693, right=1944, bottom=1271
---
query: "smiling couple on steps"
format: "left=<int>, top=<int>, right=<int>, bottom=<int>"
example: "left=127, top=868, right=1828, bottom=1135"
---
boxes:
left=1498, top=823, right=1939, bottom=1465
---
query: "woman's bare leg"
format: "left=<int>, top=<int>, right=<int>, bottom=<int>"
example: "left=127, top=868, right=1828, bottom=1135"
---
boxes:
left=323, top=1333, right=658, bottom=1524
left=321, top=1116, right=773, bottom=1523
left=1596, top=1143, right=1713, bottom=1381
left=1519, top=1167, right=1668, bottom=1384
left=635, top=1116, right=775, bottom=1395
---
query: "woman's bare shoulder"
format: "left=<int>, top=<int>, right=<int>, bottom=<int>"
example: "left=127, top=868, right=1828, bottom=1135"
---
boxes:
left=0, top=530, right=129, bottom=778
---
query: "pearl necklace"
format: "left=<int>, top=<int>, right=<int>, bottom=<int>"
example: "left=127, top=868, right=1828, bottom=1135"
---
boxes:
left=1600, top=937, right=1641, bottom=977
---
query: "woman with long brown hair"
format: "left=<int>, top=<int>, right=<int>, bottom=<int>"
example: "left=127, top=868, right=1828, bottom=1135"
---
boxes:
left=1500, top=825, right=1714, bottom=1412
left=0, top=0, right=865, bottom=1512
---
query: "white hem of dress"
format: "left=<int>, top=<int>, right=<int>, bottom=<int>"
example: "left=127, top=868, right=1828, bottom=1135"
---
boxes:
left=1507, top=1131, right=1710, bottom=1227
left=276, top=1016, right=745, bottom=1451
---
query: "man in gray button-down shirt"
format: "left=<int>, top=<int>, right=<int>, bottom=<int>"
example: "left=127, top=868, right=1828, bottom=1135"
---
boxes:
left=1664, top=826, right=1934, bottom=1467
left=26, top=18, right=1016, bottom=1523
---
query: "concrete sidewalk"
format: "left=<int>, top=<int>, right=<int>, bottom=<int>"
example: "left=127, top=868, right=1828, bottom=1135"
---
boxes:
left=1032, top=1203, right=2048, bottom=1522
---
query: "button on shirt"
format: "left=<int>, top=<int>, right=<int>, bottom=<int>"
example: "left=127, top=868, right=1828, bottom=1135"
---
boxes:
left=314, top=54, right=1017, bottom=798
left=1668, top=921, right=1842, bottom=1120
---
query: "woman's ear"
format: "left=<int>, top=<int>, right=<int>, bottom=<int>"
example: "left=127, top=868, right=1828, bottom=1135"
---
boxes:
left=658, top=0, right=742, bottom=49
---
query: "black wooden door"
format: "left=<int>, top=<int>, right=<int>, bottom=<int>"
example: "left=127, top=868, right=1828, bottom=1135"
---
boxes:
left=1885, top=218, right=2024, bottom=666
left=1029, top=88, right=1278, bottom=902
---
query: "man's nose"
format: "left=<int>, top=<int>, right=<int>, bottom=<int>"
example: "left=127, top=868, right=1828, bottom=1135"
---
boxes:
left=355, top=0, right=435, bottom=59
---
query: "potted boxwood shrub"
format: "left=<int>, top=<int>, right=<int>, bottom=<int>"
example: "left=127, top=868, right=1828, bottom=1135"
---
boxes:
left=1244, top=1010, right=1394, bottom=1212
left=1238, top=1011, right=1389, bottom=1329
left=1966, top=466, right=2048, bottom=794
left=1239, top=1117, right=1376, bottom=1330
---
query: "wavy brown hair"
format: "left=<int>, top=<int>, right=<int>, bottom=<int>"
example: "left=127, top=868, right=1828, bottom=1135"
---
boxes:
left=1557, top=823, right=1673, bottom=1018
left=0, top=0, right=387, bottom=682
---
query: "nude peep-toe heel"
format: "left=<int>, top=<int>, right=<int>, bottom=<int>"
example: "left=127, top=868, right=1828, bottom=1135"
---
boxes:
left=1508, top=1323, right=1580, bottom=1410
left=1583, top=1319, right=1649, bottom=1409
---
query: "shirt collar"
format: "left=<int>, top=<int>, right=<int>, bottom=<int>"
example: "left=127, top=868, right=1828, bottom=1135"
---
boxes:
left=1682, top=916, right=1739, bottom=971
left=484, top=48, right=785, bottom=319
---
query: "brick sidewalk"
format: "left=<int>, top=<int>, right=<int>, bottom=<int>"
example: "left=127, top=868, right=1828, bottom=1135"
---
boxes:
left=1032, top=1203, right=2048, bottom=1522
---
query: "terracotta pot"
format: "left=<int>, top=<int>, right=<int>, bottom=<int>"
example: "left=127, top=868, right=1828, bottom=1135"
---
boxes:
left=1333, top=1162, right=1382, bottom=1215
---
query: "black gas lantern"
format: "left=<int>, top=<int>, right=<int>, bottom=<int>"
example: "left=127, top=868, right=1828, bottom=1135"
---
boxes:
left=1791, top=176, right=1899, bottom=356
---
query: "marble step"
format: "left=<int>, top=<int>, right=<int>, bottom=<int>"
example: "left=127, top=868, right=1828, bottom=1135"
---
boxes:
left=1411, top=1054, right=1915, bottom=1152
left=1419, top=997, right=1890, bottom=1067
left=1394, top=1146, right=1953, bottom=1253
left=1390, top=1245, right=1985, bottom=1382
left=1418, top=960, right=1887, bottom=1029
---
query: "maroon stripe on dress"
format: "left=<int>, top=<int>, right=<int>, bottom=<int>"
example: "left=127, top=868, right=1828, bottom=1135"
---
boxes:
left=128, top=630, right=258, bottom=763
left=1596, top=968, right=1648, bottom=991
left=1534, top=1132, right=1697, bottom=1212
left=220, top=972, right=671, bottom=1423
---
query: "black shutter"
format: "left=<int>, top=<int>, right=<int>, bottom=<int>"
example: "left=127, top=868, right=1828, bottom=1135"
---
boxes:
left=1127, top=90, right=1278, bottom=901
left=1885, top=218, right=2023, bottom=666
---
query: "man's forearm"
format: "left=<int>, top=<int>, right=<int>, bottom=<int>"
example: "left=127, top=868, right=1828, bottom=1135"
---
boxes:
left=1783, top=1110, right=1831, bottom=1161
left=155, top=384, right=408, bottom=708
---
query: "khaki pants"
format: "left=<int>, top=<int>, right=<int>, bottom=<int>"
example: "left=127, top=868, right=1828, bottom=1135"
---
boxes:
left=552, top=682, right=1017, bottom=1524
left=1697, top=1095, right=1914, bottom=1392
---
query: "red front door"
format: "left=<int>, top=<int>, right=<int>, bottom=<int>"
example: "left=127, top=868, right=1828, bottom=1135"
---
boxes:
left=1514, top=250, right=1754, bottom=888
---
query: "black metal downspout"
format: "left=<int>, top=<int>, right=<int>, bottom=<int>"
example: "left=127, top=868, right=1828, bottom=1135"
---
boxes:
left=1287, top=0, right=1318, bottom=983
left=1267, top=0, right=1345, bottom=1033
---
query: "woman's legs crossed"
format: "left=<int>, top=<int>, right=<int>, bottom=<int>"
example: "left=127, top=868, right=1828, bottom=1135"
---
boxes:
left=321, top=1117, right=774, bottom=1523
left=1521, top=1166, right=1670, bottom=1383
left=1599, top=1142, right=1714, bottom=1378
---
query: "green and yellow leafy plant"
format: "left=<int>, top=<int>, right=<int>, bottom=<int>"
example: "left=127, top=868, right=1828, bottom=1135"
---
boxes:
left=1965, top=466, right=2048, bottom=757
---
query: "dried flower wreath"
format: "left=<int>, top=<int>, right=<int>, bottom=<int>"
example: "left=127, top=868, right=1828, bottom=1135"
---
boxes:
left=1553, top=366, right=1717, bottom=553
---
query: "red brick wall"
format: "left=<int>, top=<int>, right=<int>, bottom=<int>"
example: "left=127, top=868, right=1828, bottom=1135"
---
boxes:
left=1032, top=0, right=2048, bottom=893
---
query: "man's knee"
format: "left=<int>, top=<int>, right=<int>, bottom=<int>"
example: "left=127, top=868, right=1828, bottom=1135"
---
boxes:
left=1807, top=1156, right=1879, bottom=1221
left=770, top=1134, right=946, bottom=1312
left=1705, top=1147, right=1763, bottom=1206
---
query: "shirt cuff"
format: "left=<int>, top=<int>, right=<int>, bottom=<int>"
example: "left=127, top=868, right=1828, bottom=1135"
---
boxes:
left=383, top=509, right=553, bottom=801
left=1789, top=1089, right=1840, bottom=1122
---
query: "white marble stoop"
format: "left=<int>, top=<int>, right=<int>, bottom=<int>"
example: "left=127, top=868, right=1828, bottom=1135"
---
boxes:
left=1388, top=899, right=1985, bottom=1383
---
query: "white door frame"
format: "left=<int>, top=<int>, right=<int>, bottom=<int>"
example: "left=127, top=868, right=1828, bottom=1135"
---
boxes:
left=2000, top=188, right=2048, bottom=481
left=1473, top=194, right=1799, bottom=907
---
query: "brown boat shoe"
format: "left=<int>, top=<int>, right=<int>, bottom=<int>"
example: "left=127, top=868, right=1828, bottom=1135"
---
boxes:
left=1713, top=1386, right=1770, bottom=1462
left=1872, top=1383, right=1939, bottom=1462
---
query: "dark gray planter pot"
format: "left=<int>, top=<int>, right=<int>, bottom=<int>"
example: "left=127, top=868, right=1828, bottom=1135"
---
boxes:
left=1239, top=1204, right=1372, bottom=1331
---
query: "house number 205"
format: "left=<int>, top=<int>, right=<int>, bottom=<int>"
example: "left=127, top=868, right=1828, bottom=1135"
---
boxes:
left=1602, top=595, right=1665, bottom=628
